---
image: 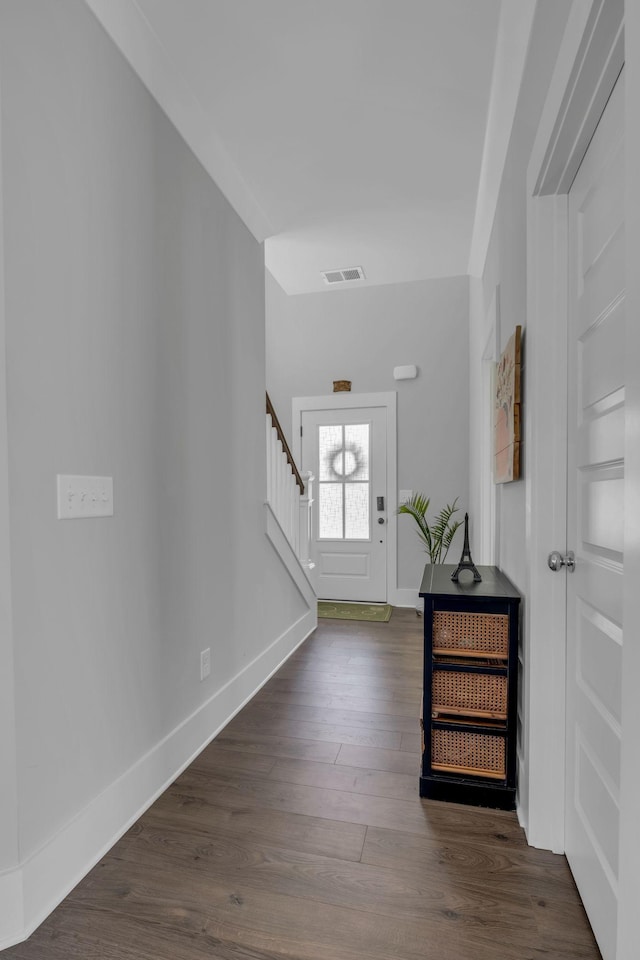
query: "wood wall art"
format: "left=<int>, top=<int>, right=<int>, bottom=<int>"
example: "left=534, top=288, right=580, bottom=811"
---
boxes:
left=494, top=325, right=521, bottom=483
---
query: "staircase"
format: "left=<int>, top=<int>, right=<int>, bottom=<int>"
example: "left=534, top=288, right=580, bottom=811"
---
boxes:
left=265, top=394, right=314, bottom=576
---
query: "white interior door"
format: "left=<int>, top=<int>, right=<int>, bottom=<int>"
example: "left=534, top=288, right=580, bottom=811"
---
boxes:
left=301, top=406, right=387, bottom=602
left=565, top=70, right=625, bottom=960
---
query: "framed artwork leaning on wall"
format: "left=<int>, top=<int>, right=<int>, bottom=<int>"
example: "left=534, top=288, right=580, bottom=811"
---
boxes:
left=494, top=325, right=521, bottom=483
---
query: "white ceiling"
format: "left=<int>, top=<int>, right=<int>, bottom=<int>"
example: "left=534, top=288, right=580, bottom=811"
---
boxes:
left=85, top=0, right=534, bottom=295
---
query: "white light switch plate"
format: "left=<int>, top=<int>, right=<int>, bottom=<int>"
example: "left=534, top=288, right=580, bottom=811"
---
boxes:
left=57, top=475, right=114, bottom=519
left=399, top=489, right=413, bottom=505
left=200, top=648, right=211, bottom=681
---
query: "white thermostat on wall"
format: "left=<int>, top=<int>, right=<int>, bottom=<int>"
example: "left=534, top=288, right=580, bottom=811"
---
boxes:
left=393, top=364, right=418, bottom=381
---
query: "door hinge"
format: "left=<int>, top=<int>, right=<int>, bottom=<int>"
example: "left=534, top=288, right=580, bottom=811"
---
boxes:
left=300, top=425, right=303, bottom=437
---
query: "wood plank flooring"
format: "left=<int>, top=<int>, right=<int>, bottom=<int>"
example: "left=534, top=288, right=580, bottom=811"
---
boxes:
left=5, top=608, right=602, bottom=960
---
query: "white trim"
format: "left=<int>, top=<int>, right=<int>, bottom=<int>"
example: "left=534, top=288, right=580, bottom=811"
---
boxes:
left=531, top=0, right=624, bottom=197
left=0, top=58, right=20, bottom=899
left=265, top=502, right=317, bottom=614
left=618, top=7, right=640, bottom=954
left=467, top=2, right=537, bottom=277
left=292, top=392, right=397, bottom=606
left=0, top=871, right=22, bottom=947
left=523, top=0, right=623, bottom=852
left=0, top=519, right=315, bottom=950
left=83, top=0, right=273, bottom=243
left=523, top=194, right=569, bottom=851
left=391, top=587, right=421, bottom=609
left=479, top=288, right=499, bottom=566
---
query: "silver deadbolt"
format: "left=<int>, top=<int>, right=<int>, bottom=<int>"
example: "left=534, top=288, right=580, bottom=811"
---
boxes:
left=548, top=550, right=575, bottom=572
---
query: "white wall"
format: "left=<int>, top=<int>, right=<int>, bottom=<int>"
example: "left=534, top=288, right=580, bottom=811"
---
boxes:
left=468, top=0, right=573, bottom=835
left=266, top=272, right=470, bottom=598
left=469, top=0, right=572, bottom=590
left=0, top=0, right=312, bottom=945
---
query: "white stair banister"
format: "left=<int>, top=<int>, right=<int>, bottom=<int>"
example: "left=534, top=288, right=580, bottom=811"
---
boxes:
left=265, top=394, right=312, bottom=573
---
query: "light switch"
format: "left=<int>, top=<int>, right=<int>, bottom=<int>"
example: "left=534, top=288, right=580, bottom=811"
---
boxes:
left=399, top=489, right=413, bottom=505
left=200, top=648, right=211, bottom=681
left=57, top=475, right=114, bottom=519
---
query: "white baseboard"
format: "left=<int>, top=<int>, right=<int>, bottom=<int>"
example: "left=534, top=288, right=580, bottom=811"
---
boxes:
left=1, top=528, right=316, bottom=950
left=0, top=869, right=23, bottom=945
left=389, top=587, right=421, bottom=609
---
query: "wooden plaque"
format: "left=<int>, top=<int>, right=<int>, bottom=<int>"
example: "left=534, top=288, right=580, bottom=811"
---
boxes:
left=494, top=326, right=521, bottom=483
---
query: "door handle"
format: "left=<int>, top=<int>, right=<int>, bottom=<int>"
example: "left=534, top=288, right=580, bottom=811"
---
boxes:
left=378, top=517, right=385, bottom=525
left=547, top=550, right=575, bottom=572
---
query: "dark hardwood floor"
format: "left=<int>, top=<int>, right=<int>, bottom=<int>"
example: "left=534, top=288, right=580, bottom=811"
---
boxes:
left=5, top=608, right=601, bottom=960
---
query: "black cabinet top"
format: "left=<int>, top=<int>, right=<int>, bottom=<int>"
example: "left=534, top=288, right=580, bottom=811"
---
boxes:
left=419, top=564, right=521, bottom=602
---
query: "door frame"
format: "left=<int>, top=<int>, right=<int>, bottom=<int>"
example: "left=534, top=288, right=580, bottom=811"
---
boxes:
left=292, top=392, right=398, bottom=604
left=0, top=61, right=21, bottom=943
left=524, top=0, right=623, bottom=853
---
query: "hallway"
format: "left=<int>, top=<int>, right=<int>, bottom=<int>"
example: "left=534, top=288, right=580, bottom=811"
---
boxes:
left=4, top=609, right=600, bottom=959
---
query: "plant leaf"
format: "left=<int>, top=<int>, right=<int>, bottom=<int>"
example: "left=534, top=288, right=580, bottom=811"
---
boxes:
left=397, top=493, right=461, bottom=563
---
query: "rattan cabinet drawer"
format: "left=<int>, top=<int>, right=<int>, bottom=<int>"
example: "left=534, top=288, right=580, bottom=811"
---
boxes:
left=432, top=669, right=507, bottom=719
left=432, top=610, right=508, bottom=658
left=431, top=728, right=506, bottom=780
left=420, top=565, right=520, bottom=807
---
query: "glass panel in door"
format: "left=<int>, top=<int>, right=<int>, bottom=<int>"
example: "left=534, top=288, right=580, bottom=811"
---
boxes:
left=318, top=423, right=370, bottom=540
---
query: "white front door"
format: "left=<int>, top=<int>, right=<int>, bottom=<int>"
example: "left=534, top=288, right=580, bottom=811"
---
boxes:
left=301, top=406, right=387, bottom=602
left=565, top=70, right=624, bottom=960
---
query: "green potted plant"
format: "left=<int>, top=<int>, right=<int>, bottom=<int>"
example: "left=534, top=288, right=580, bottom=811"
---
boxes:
left=397, top=493, right=462, bottom=563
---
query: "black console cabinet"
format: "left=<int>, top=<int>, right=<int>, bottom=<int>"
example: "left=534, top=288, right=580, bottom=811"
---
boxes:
left=419, top=564, right=520, bottom=810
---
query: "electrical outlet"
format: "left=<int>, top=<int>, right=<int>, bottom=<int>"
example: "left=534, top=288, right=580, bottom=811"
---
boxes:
left=57, top=475, right=114, bottom=519
left=200, top=648, right=211, bottom=681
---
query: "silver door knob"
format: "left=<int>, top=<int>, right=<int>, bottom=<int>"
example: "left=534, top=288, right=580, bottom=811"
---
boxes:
left=377, top=517, right=385, bottom=525
left=548, top=550, right=575, bottom=572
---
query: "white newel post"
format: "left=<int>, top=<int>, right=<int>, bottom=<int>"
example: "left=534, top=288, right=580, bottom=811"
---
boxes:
left=266, top=414, right=273, bottom=503
left=299, top=472, right=315, bottom=572
left=291, top=471, right=299, bottom=555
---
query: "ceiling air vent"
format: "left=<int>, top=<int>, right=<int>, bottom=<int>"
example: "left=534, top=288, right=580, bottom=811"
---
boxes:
left=321, top=266, right=366, bottom=285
